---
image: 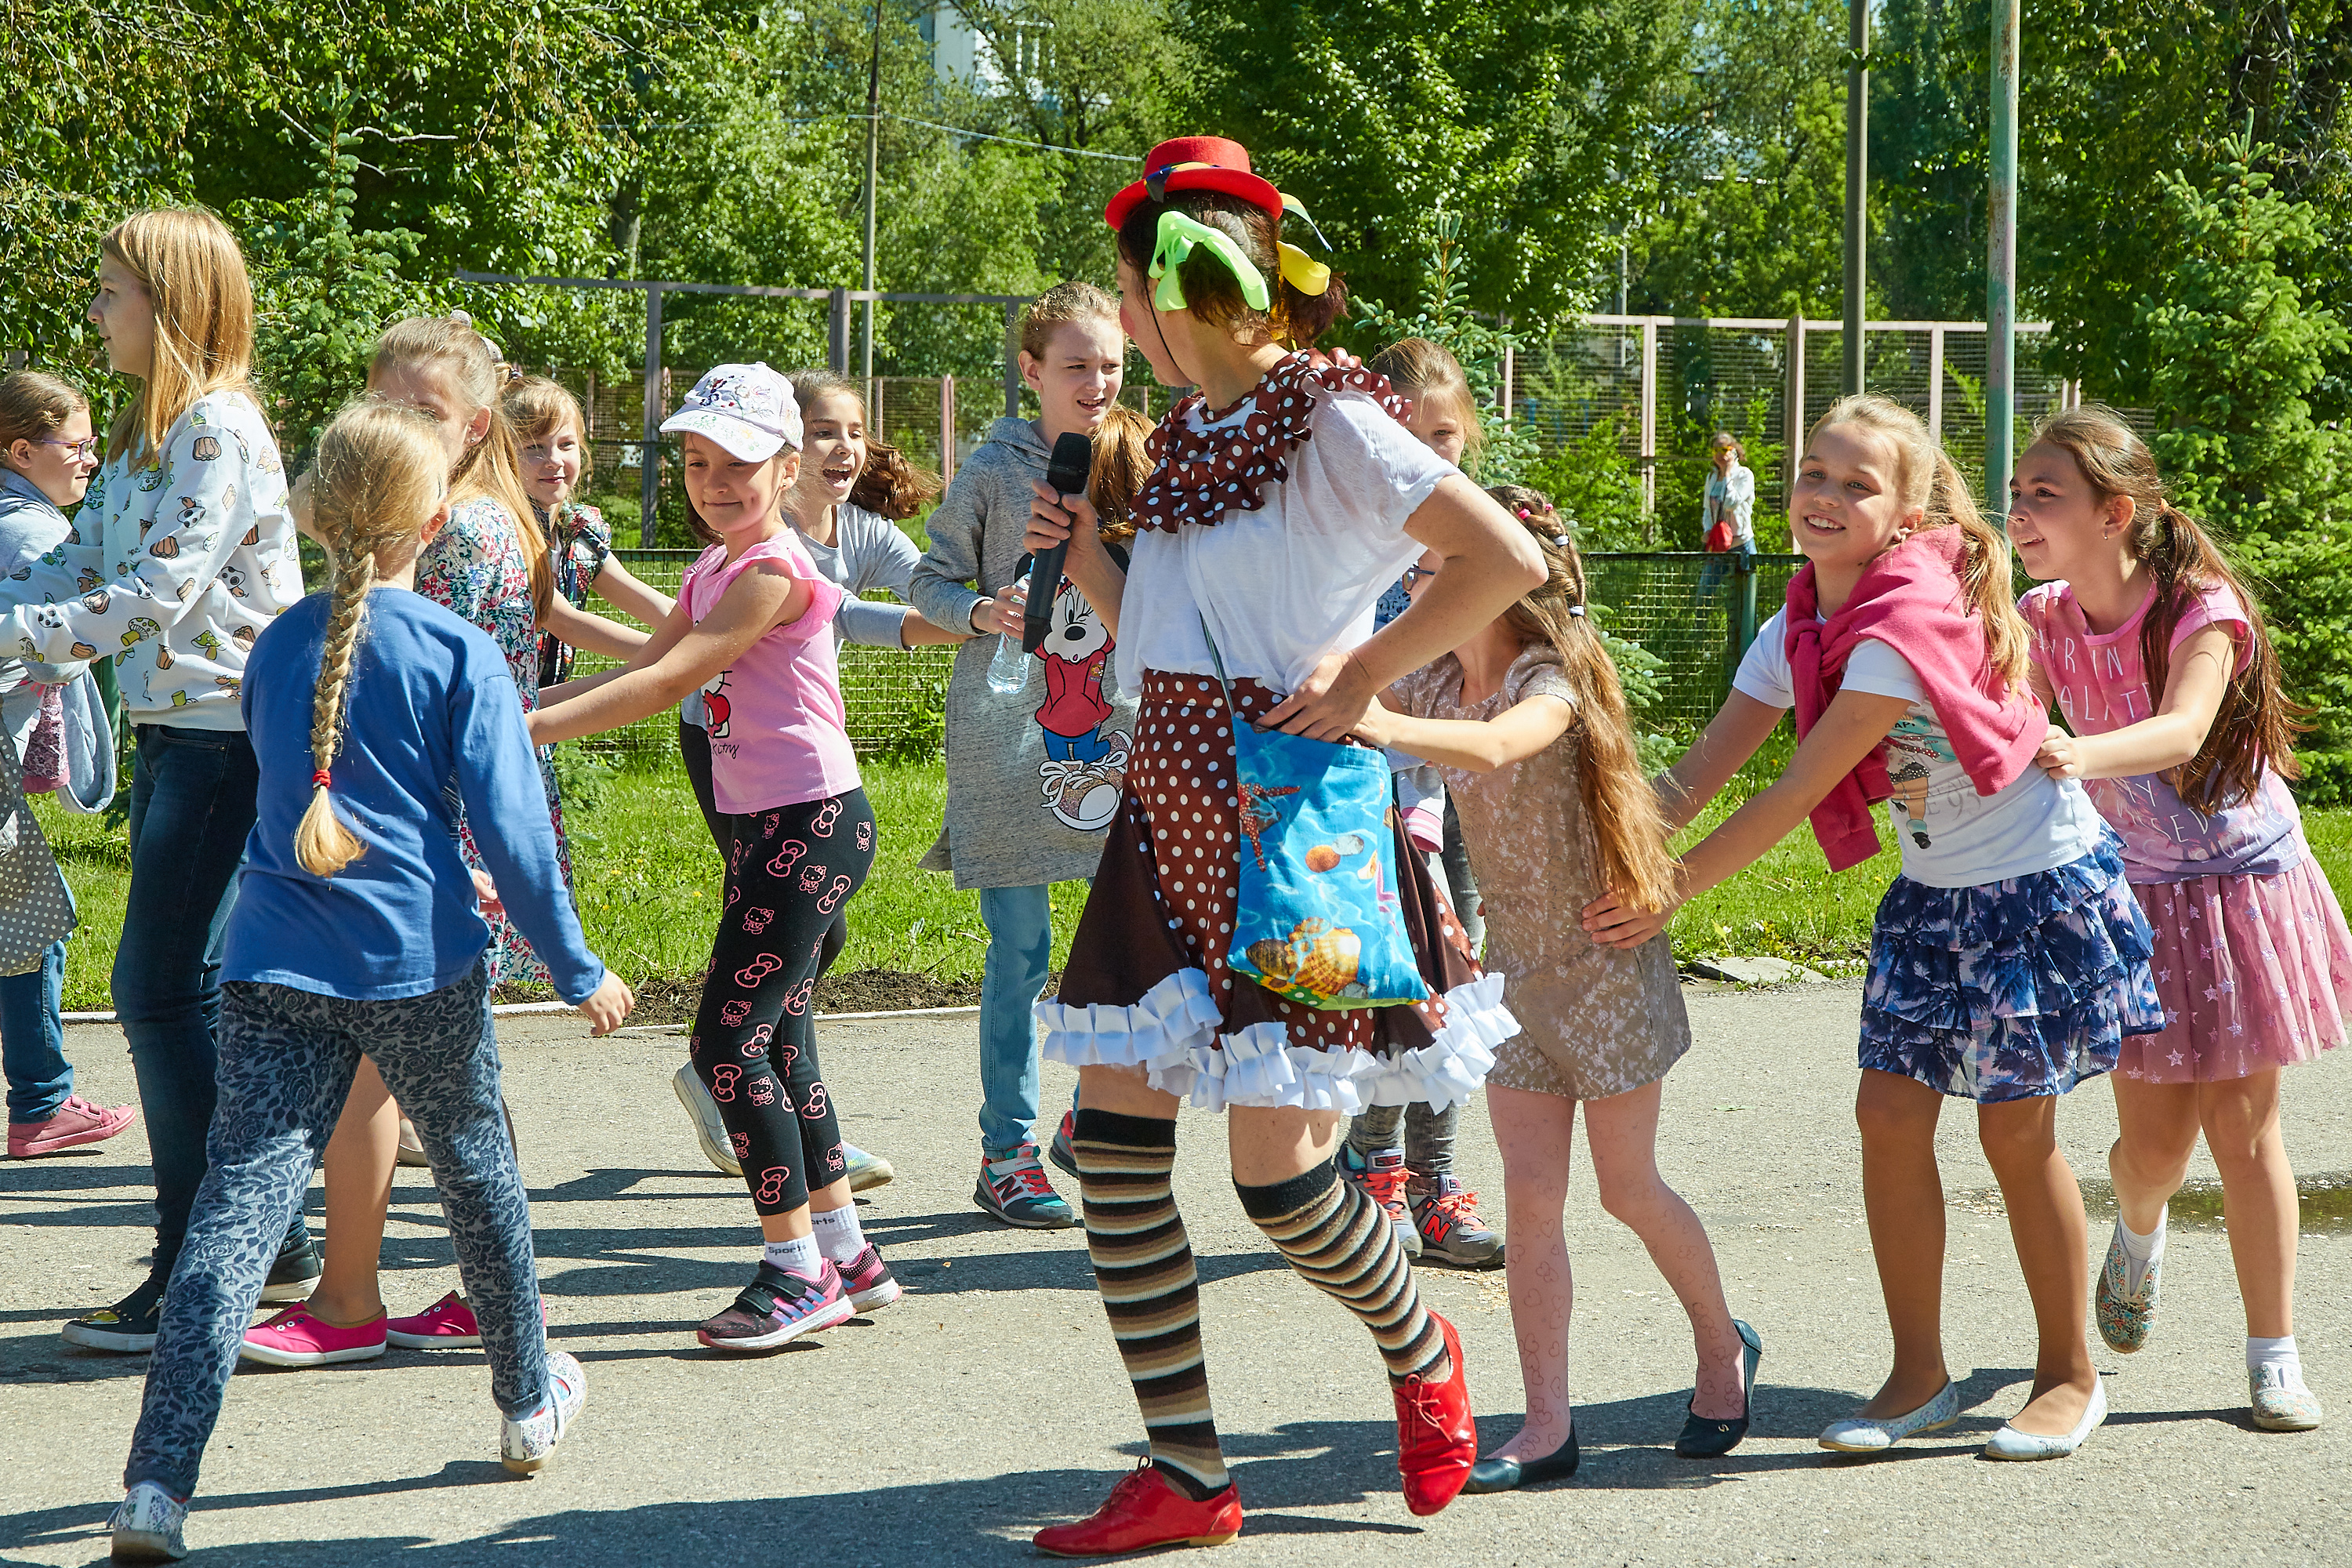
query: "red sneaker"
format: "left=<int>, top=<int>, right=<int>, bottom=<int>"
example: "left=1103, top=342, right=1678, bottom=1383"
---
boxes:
left=1395, top=1312, right=1475, bottom=1516
left=9, top=1095, right=137, bottom=1158
left=1033, top=1463, right=1243, bottom=1558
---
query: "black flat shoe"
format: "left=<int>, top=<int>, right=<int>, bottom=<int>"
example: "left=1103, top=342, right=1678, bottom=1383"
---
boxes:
left=1461, top=1425, right=1578, bottom=1494
left=1675, top=1317, right=1762, bottom=1457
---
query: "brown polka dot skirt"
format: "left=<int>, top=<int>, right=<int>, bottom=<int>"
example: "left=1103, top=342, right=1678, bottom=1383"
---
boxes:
left=1045, top=671, right=1516, bottom=1112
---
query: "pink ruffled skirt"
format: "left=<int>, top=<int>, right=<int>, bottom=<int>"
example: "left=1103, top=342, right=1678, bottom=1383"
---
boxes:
left=2118, top=851, right=2352, bottom=1084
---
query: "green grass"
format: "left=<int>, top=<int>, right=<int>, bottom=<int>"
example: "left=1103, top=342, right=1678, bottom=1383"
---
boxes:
left=34, top=760, right=2352, bottom=1011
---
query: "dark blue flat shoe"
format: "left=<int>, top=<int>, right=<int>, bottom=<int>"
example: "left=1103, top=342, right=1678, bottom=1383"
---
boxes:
left=1461, top=1424, right=1578, bottom=1494
left=1676, top=1317, right=1762, bottom=1457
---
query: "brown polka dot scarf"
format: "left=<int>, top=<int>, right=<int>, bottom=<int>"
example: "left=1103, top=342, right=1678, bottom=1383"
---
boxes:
left=1132, top=350, right=1407, bottom=535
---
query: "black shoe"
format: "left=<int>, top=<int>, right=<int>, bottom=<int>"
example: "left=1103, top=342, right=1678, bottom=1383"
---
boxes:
left=63, top=1273, right=165, bottom=1353
left=1461, top=1425, right=1578, bottom=1494
left=1675, top=1317, right=1763, bottom=1457
left=261, top=1231, right=323, bottom=1304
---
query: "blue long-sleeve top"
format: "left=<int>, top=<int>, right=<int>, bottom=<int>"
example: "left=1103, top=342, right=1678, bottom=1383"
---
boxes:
left=223, top=586, right=606, bottom=1004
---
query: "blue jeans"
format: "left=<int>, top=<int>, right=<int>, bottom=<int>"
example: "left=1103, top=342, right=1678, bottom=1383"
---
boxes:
left=1, top=938, right=69, bottom=1122
left=114, top=724, right=263, bottom=1276
left=979, top=884, right=1056, bottom=1156
left=125, top=964, right=546, bottom=1497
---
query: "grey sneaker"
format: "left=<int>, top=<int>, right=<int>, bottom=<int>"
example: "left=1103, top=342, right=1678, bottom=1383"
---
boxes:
left=109, top=1481, right=188, bottom=1563
left=501, top=1350, right=587, bottom=1474
left=842, top=1143, right=895, bottom=1192
left=672, top=1062, right=741, bottom=1176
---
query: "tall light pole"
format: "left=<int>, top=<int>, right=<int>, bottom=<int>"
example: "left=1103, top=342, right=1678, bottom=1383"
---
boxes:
left=1843, top=0, right=1868, bottom=396
left=859, top=3, right=883, bottom=382
left=1986, top=0, right=2020, bottom=509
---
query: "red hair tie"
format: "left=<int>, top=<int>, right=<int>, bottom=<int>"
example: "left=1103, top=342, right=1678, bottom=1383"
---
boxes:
left=311, top=770, right=332, bottom=790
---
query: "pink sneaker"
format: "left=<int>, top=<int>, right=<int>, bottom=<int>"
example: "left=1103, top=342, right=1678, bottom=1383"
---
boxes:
left=837, top=1243, right=902, bottom=1312
left=387, top=1290, right=482, bottom=1349
left=238, top=1304, right=387, bottom=1367
left=9, top=1094, right=137, bottom=1158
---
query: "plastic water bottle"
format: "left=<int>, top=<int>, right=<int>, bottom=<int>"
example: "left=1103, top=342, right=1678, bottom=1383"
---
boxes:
left=986, top=574, right=1032, bottom=695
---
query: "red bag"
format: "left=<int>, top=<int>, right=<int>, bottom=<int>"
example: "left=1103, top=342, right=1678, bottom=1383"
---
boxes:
left=1704, top=517, right=1737, bottom=553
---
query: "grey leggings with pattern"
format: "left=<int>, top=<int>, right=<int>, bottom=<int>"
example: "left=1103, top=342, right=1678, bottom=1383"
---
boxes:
left=124, top=962, right=547, bottom=1497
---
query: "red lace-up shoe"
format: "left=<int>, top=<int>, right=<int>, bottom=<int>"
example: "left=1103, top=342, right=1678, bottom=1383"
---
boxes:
left=1394, top=1312, right=1475, bottom=1516
left=1033, top=1463, right=1243, bottom=1558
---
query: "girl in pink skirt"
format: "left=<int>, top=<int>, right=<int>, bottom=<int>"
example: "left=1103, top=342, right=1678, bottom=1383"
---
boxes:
left=2012, top=405, right=2349, bottom=1432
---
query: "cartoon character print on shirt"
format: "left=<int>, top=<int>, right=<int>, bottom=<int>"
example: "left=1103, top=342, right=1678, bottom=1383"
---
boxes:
left=1030, top=575, right=1131, bottom=832
left=1882, top=710, right=1956, bottom=848
left=701, top=670, right=733, bottom=741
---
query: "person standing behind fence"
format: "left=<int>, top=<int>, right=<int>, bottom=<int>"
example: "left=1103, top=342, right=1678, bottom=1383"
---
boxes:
left=20, top=210, right=321, bottom=1355
left=1697, top=431, right=1755, bottom=600
left=905, top=281, right=1152, bottom=1231
left=2013, top=407, right=2349, bottom=1433
left=1585, top=394, right=2161, bottom=1461
left=662, top=368, right=959, bottom=1192
left=0, top=372, right=132, bottom=1161
left=535, top=363, right=904, bottom=1350
left=501, top=375, right=679, bottom=691
left=107, top=399, right=631, bottom=1566
left=1339, top=336, right=1501, bottom=1270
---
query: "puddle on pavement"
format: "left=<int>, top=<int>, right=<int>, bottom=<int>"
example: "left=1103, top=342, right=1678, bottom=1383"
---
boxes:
left=1951, top=1171, right=2352, bottom=1233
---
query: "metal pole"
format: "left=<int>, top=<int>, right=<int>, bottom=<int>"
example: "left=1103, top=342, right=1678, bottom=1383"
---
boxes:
left=1784, top=314, right=1806, bottom=505
left=859, top=3, right=882, bottom=381
left=638, top=285, right=664, bottom=548
left=829, top=288, right=851, bottom=374
left=1843, top=0, right=1869, bottom=395
left=1003, top=304, right=1022, bottom=417
left=1638, top=318, right=1658, bottom=525
left=1987, top=0, right=2020, bottom=509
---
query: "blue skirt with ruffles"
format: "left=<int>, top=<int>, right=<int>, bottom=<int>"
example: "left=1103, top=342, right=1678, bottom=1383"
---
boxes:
left=1860, top=831, right=2163, bottom=1102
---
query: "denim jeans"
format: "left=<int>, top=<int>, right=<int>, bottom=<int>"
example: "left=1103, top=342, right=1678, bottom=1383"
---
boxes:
left=978, top=883, right=1054, bottom=1156
left=114, top=724, right=264, bottom=1276
left=0, top=938, right=69, bottom=1122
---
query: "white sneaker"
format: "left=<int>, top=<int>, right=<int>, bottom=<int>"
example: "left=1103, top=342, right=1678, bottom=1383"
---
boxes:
left=1984, top=1377, right=2107, bottom=1461
left=108, top=1481, right=188, bottom=1563
left=500, top=1350, right=587, bottom=1475
left=672, top=1062, right=740, bottom=1176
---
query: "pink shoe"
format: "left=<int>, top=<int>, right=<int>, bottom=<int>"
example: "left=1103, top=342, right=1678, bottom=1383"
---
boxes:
left=9, top=1094, right=137, bottom=1158
left=385, top=1290, right=550, bottom=1349
left=238, top=1304, right=387, bottom=1367
left=837, top=1243, right=902, bottom=1312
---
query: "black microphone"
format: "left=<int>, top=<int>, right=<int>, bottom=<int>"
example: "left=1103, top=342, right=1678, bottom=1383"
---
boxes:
left=1023, top=430, right=1096, bottom=654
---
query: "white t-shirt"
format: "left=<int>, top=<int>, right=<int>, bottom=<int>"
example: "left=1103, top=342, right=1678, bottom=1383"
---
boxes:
left=1116, top=387, right=1452, bottom=699
left=1734, top=609, right=2105, bottom=887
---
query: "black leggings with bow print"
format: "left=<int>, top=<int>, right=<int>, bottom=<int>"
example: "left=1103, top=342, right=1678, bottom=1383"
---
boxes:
left=689, top=789, right=876, bottom=1217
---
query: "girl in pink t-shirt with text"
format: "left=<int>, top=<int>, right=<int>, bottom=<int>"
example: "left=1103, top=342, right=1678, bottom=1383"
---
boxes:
left=535, top=365, right=902, bottom=1355
left=2012, top=405, right=2350, bottom=1434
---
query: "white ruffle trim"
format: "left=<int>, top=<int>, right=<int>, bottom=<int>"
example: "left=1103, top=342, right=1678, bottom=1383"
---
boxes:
left=1036, top=967, right=1518, bottom=1116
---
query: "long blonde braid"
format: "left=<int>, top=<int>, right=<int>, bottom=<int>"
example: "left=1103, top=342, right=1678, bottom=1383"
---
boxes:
left=295, top=399, right=448, bottom=877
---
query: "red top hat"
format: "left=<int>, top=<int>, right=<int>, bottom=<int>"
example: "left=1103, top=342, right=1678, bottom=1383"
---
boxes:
left=1104, top=136, right=1285, bottom=231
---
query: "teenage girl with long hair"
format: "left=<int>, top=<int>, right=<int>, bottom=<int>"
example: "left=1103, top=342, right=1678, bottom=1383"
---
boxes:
left=2011, top=405, right=2350, bottom=1432
left=1353, top=483, right=1756, bottom=1489
left=1586, top=395, right=2162, bottom=1461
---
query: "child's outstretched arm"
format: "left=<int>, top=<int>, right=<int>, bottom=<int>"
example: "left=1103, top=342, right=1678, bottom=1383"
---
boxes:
left=1653, top=691, right=1784, bottom=833
left=2035, top=623, right=2234, bottom=782
left=586, top=556, right=677, bottom=626
left=1352, top=691, right=1572, bottom=773
left=1582, top=686, right=1911, bottom=949
left=540, top=595, right=650, bottom=661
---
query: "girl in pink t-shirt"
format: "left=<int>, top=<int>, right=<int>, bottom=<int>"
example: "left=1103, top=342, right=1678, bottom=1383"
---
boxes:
left=535, top=364, right=902, bottom=1353
left=2012, top=405, right=2348, bottom=1433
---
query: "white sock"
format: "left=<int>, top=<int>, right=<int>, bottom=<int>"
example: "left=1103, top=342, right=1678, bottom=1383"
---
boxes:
left=762, top=1234, right=823, bottom=1280
left=810, top=1204, right=866, bottom=1265
left=2117, top=1212, right=2165, bottom=1296
left=2249, top=1334, right=2307, bottom=1392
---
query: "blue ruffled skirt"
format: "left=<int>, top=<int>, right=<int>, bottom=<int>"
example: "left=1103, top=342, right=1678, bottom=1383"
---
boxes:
left=1860, top=832, right=2163, bottom=1102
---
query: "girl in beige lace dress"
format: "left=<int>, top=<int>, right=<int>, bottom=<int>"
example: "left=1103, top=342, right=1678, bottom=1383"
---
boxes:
left=1353, top=486, right=1759, bottom=1487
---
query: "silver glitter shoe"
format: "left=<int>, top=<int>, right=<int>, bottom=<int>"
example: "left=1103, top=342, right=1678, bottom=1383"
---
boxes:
left=1818, top=1379, right=1962, bottom=1452
left=1984, top=1377, right=2107, bottom=1461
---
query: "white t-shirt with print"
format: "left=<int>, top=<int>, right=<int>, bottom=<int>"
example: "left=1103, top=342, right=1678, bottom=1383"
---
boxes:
left=1116, top=387, right=1453, bottom=700
left=1734, top=609, right=2105, bottom=887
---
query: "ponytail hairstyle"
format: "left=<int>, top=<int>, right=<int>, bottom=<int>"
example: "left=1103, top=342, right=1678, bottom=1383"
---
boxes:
left=1017, top=282, right=1150, bottom=543
left=296, top=398, right=449, bottom=877
left=1809, top=394, right=2030, bottom=692
left=501, top=374, right=594, bottom=500
left=785, top=368, right=942, bottom=521
left=370, top=315, right=550, bottom=619
left=0, top=371, right=89, bottom=461
left=2030, top=405, right=2307, bottom=803
left=1114, top=190, right=1348, bottom=350
left=1369, top=337, right=1486, bottom=477
left=100, top=209, right=260, bottom=465
left=1485, top=481, right=1678, bottom=914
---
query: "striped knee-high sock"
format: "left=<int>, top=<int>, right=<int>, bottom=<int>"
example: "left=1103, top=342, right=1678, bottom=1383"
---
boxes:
left=1074, top=1109, right=1229, bottom=1501
left=1238, top=1159, right=1448, bottom=1385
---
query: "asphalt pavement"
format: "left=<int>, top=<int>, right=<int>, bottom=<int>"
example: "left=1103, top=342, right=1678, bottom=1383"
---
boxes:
left=3, top=983, right=2348, bottom=1566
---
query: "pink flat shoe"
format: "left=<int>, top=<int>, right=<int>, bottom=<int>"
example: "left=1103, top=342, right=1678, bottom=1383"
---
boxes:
left=9, top=1095, right=137, bottom=1158
left=238, top=1304, right=387, bottom=1367
left=386, top=1290, right=550, bottom=1349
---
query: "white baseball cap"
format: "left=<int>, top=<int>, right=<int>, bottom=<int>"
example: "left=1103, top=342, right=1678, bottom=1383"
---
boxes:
left=660, top=362, right=802, bottom=462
